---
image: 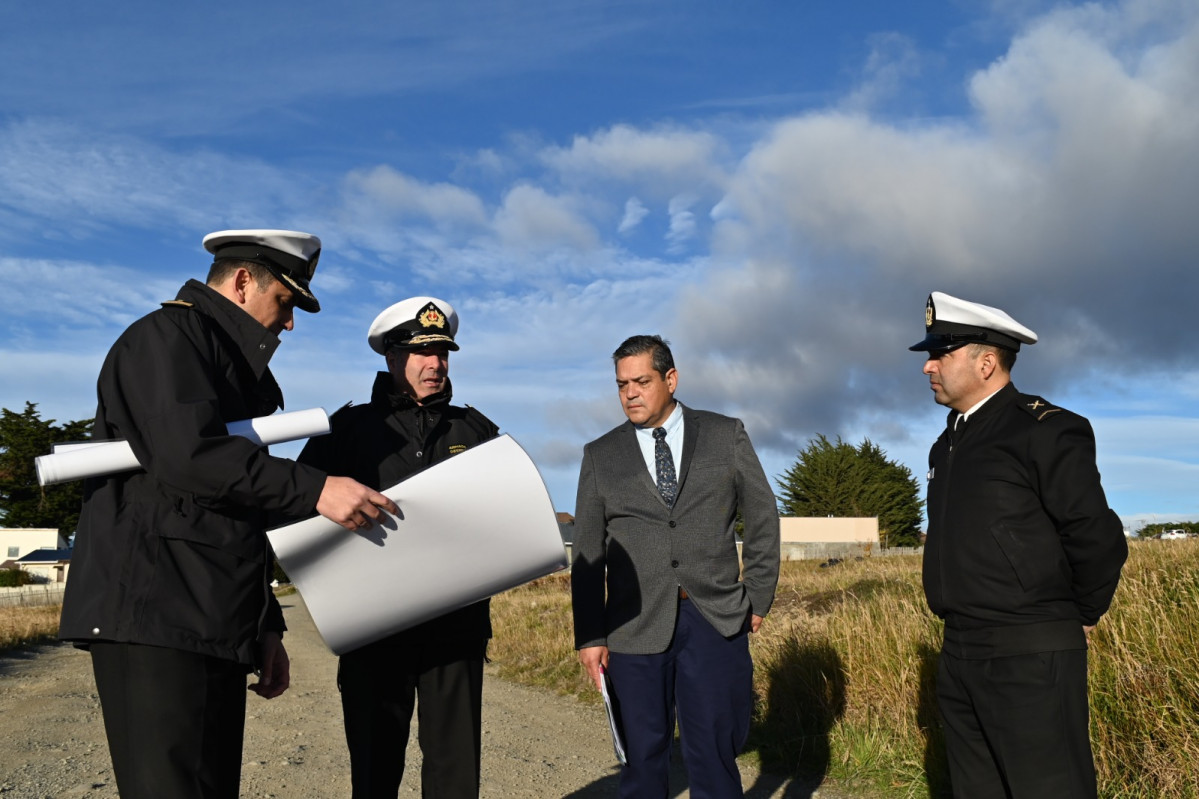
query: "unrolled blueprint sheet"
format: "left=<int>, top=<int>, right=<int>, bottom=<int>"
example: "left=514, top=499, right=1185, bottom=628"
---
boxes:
left=267, top=434, right=569, bottom=654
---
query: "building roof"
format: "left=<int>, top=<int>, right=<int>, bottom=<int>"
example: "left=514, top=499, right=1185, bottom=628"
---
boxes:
left=15, top=547, right=73, bottom=564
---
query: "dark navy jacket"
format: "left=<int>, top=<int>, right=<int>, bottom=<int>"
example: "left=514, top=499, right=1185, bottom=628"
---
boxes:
left=60, top=280, right=326, bottom=666
left=923, top=382, right=1127, bottom=649
left=298, top=371, right=499, bottom=652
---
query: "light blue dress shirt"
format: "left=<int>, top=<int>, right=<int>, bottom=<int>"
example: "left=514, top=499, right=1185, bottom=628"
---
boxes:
left=634, top=401, right=684, bottom=480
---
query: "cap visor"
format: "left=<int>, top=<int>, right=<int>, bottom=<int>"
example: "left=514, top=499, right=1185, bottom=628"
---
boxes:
left=909, top=336, right=966, bottom=352
left=272, top=269, right=320, bottom=313
left=393, top=337, right=459, bottom=352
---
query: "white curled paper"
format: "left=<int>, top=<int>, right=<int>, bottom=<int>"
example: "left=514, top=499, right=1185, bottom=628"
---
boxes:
left=267, top=434, right=570, bottom=655
left=35, top=407, right=331, bottom=486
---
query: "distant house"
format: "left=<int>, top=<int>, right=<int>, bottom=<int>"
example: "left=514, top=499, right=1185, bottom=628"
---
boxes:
left=0, top=528, right=67, bottom=564
left=556, top=512, right=575, bottom=559
left=779, top=517, right=881, bottom=560
left=13, top=547, right=73, bottom=583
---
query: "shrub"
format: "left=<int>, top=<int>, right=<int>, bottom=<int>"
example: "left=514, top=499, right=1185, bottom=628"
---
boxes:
left=0, top=568, right=35, bottom=588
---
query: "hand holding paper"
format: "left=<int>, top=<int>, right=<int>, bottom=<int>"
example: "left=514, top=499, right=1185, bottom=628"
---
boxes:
left=317, top=476, right=400, bottom=532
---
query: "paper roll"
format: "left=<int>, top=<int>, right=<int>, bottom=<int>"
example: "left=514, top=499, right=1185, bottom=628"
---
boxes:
left=35, top=408, right=330, bottom=486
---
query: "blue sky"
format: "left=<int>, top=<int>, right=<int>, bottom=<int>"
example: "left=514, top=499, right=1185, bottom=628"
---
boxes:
left=3, top=0, right=1198, bottom=532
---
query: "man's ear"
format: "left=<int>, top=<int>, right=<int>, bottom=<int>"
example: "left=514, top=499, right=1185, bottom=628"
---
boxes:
left=231, top=267, right=255, bottom=304
left=978, top=349, right=998, bottom=380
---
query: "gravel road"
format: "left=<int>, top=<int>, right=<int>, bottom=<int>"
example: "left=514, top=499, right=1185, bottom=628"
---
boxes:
left=0, top=596, right=850, bottom=798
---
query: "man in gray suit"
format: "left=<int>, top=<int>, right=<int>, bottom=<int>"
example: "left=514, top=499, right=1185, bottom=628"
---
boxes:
left=571, top=334, right=781, bottom=799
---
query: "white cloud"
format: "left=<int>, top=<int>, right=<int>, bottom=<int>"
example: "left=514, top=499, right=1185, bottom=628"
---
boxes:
left=0, top=120, right=314, bottom=238
left=665, top=194, right=697, bottom=253
left=492, top=185, right=600, bottom=253
left=841, top=32, right=924, bottom=113
left=342, top=166, right=489, bottom=228
left=618, top=197, right=649, bottom=234
left=541, top=124, right=727, bottom=196
left=687, top=0, right=1199, bottom=433
left=5, top=0, right=1199, bottom=519
left=0, top=257, right=179, bottom=332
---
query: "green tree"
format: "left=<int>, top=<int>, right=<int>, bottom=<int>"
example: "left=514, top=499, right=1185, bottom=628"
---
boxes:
left=0, top=403, right=93, bottom=537
left=777, top=435, right=925, bottom=548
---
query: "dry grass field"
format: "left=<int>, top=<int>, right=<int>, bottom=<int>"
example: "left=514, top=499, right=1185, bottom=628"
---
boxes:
left=6, top=539, right=1197, bottom=797
left=490, top=540, right=1199, bottom=798
left=0, top=603, right=59, bottom=650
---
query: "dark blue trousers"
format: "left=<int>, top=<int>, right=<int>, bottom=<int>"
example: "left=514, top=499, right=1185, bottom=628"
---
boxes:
left=607, top=598, right=753, bottom=799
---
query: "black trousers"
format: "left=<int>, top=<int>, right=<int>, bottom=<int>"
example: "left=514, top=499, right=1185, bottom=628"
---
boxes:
left=91, top=642, right=249, bottom=799
left=937, top=647, right=1095, bottom=799
left=338, top=638, right=486, bottom=799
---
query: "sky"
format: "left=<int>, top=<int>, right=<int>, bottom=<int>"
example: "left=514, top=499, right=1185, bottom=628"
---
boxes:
left=2, top=0, right=1198, bottom=532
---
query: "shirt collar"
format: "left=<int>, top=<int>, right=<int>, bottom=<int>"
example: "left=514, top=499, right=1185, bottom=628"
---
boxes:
left=959, top=387, right=1004, bottom=423
left=636, top=400, right=683, bottom=434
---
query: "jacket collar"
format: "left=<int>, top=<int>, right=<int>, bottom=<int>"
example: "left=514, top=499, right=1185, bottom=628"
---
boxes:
left=369, top=370, right=454, bottom=413
left=945, top=381, right=1017, bottom=430
left=177, top=279, right=280, bottom=379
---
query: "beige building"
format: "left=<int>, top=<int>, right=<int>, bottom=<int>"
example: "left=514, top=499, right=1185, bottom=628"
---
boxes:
left=779, top=517, right=879, bottom=560
left=1, top=528, right=66, bottom=565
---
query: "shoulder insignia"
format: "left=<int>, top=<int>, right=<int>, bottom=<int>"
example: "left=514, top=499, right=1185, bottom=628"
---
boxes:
left=160, top=300, right=194, bottom=309
left=1017, top=394, right=1063, bottom=422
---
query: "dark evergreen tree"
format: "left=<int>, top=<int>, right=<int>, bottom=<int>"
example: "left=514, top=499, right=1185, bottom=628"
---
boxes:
left=777, top=434, right=924, bottom=547
left=0, top=403, right=93, bottom=537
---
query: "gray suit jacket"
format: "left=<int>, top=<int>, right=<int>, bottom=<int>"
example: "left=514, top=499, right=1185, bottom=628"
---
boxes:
left=571, top=404, right=781, bottom=655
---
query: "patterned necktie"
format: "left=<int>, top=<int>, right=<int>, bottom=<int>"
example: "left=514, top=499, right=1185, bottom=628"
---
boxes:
left=653, top=427, right=678, bottom=506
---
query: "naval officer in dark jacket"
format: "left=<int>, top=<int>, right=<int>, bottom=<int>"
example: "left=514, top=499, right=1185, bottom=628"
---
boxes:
left=911, top=291, right=1127, bottom=799
left=59, top=230, right=398, bottom=799
left=298, top=296, right=499, bottom=799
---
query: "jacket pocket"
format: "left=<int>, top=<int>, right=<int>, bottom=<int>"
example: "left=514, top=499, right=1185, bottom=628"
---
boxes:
left=156, top=497, right=265, bottom=563
left=139, top=499, right=267, bottom=656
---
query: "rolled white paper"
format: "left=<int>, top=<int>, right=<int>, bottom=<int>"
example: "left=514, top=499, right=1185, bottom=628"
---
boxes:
left=35, top=408, right=330, bottom=486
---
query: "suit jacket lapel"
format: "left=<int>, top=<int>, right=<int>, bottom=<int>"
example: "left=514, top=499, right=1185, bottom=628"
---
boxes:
left=617, top=421, right=662, bottom=501
left=675, top=404, right=699, bottom=499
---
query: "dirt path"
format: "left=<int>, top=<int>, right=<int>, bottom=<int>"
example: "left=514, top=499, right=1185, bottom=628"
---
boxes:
left=0, top=597, right=849, bottom=798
